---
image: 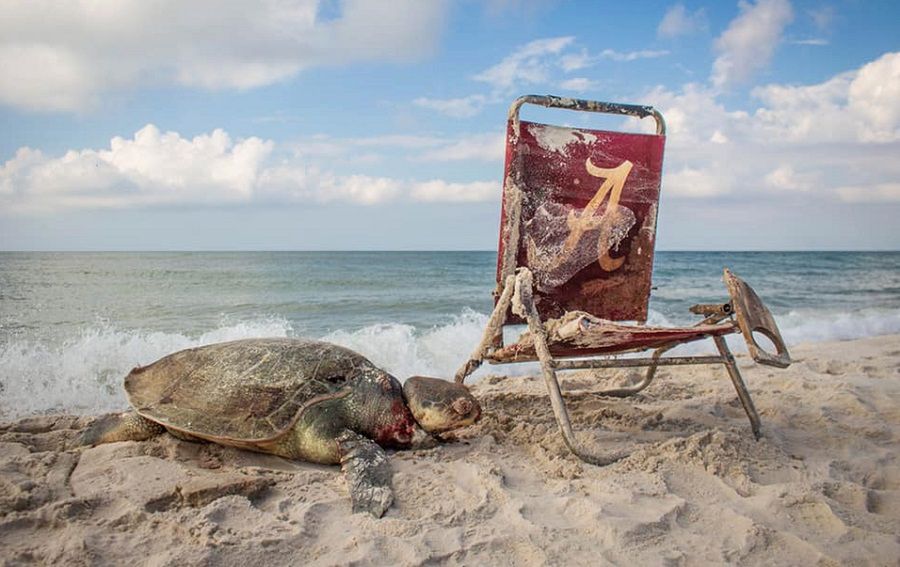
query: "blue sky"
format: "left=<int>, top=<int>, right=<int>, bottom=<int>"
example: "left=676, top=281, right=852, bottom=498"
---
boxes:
left=1, top=0, right=898, bottom=250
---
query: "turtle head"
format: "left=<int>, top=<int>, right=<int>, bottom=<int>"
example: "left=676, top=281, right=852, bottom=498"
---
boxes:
left=402, top=376, right=481, bottom=434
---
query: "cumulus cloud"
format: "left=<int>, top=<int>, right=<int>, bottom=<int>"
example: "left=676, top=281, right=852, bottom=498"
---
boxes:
left=0, top=125, right=501, bottom=212
left=0, top=0, right=448, bottom=112
left=2, top=125, right=273, bottom=210
left=711, top=0, right=794, bottom=88
left=658, top=4, right=709, bottom=39
left=752, top=52, right=900, bottom=143
left=645, top=52, right=900, bottom=204
left=847, top=52, right=900, bottom=142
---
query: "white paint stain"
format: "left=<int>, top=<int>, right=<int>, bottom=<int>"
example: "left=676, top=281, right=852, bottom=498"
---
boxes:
left=528, top=124, right=597, bottom=155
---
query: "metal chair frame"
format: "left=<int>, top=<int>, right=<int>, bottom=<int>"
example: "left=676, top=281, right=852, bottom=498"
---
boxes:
left=455, top=95, right=790, bottom=465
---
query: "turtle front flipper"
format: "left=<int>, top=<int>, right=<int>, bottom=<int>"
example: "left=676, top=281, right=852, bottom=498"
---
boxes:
left=337, top=430, right=393, bottom=518
left=78, top=411, right=165, bottom=446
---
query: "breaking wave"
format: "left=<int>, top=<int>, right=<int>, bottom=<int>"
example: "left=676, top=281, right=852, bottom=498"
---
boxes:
left=2, top=307, right=899, bottom=419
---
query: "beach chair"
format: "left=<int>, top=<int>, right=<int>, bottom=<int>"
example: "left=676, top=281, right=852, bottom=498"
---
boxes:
left=456, top=95, right=791, bottom=465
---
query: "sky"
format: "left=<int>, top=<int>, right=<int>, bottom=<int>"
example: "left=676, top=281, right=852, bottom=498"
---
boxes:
left=0, top=0, right=898, bottom=251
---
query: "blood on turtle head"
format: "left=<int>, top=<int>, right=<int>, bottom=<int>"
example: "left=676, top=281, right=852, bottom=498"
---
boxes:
left=340, top=367, right=481, bottom=448
left=401, top=376, right=481, bottom=434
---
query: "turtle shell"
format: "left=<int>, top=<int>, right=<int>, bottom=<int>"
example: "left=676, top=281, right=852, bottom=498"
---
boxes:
left=125, top=338, right=375, bottom=443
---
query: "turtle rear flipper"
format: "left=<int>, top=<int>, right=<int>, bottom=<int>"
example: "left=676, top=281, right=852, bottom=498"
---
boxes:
left=338, top=430, right=393, bottom=518
left=78, top=411, right=164, bottom=446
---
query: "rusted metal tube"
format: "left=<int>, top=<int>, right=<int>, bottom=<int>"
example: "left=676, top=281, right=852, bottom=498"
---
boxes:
left=713, top=335, right=762, bottom=440
left=512, top=269, right=622, bottom=466
left=689, top=303, right=733, bottom=316
left=510, top=95, right=666, bottom=135
left=592, top=346, right=669, bottom=398
left=553, top=355, right=724, bottom=370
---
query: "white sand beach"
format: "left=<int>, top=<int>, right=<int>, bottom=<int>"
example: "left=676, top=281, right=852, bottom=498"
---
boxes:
left=2, top=334, right=899, bottom=566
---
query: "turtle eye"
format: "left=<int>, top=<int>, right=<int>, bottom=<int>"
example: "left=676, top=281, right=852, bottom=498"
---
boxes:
left=452, top=398, right=473, bottom=416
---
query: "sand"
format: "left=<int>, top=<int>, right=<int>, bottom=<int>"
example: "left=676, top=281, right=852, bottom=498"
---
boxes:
left=2, top=334, right=899, bottom=566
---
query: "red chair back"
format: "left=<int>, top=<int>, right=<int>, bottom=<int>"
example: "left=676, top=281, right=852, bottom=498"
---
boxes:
left=496, top=97, right=666, bottom=323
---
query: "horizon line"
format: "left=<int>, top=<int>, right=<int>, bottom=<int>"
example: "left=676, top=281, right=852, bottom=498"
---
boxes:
left=2, top=249, right=899, bottom=253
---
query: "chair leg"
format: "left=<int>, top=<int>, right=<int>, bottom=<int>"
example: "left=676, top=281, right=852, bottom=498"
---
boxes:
left=512, top=269, right=622, bottom=466
left=595, top=346, right=670, bottom=398
left=454, top=275, right=517, bottom=384
left=713, top=335, right=762, bottom=440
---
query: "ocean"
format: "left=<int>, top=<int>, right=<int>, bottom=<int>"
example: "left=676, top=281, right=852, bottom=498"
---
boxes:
left=2, top=251, right=899, bottom=419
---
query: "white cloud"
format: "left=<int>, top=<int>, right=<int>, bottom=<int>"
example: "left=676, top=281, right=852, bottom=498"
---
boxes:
left=410, top=180, right=497, bottom=202
left=0, top=0, right=449, bottom=112
left=599, top=49, right=670, bottom=62
left=0, top=125, right=501, bottom=212
left=2, top=125, right=273, bottom=210
left=711, top=0, right=794, bottom=88
left=790, top=38, right=828, bottom=46
left=710, top=130, right=729, bottom=144
left=286, top=132, right=503, bottom=163
left=413, top=95, right=488, bottom=118
left=642, top=82, right=750, bottom=146
left=645, top=52, right=900, bottom=205
left=288, top=134, right=446, bottom=160
left=431, top=37, right=666, bottom=117
left=415, top=133, right=504, bottom=162
left=559, top=50, right=593, bottom=73
left=752, top=52, right=900, bottom=143
left=559, top=48, right=668, bottom=71
left=0, top=148, right=44, bottom=196
left=258, top=166, right=404, bottom=205
left=751, top=72, right=856, bottom=142
left=472, top=36, right=575, bottom=91
left=0, top=44, right=95, bottom=112
left=559, top=77, right=598, bottom=93
left=836, top=183, right=900, bottom=203
left=764, top=165, right=816, bottom=191
left=657, top=4, right=708, bottom=38
left=847, top=52, right=900, bottom=142
left=665, top=166, right=731, bottom=198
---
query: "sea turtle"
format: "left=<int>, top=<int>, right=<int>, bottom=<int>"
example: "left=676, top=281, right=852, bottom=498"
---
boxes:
left=79, top=338, right=481, bottom=517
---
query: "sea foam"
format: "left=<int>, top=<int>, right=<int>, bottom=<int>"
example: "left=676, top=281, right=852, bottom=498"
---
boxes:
left=2, top=308, right=899, bottom=419
left=0, top=318, right=295, bottom=419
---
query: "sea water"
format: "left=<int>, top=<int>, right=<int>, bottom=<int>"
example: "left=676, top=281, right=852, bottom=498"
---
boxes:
left=1, top=251, right=899, bottom=418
